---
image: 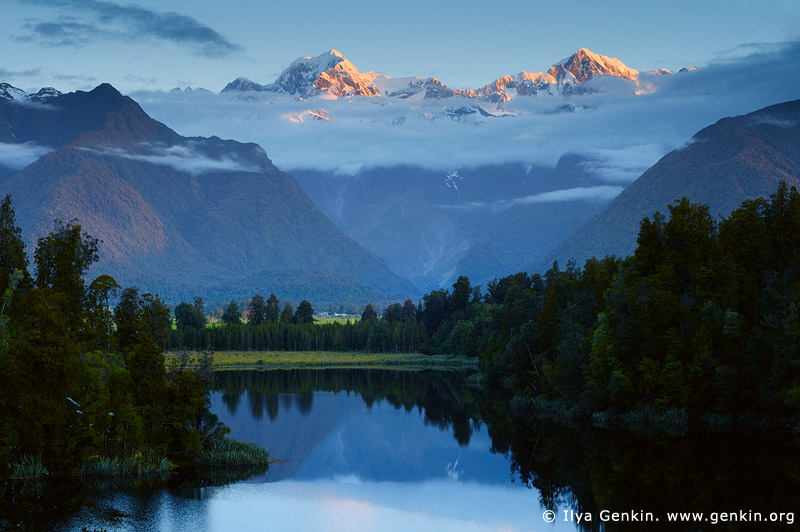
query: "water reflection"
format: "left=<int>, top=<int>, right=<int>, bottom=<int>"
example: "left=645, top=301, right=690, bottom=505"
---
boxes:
left=213, top=368, right=480, bottom=446
left=1, top=479, right=86, bottom=532
left=483, top=401, right=800, bottom=531
left=210, top=369, right=500, bottom=484
left=220, top=391, right=240, bottom=415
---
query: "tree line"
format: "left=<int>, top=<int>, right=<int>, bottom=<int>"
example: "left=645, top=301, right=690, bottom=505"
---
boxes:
left=169, top=296, right=427, bottom=354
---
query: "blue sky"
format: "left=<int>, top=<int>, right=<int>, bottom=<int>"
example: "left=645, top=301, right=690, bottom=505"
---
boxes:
left=2, top=0, right=799, bottom=93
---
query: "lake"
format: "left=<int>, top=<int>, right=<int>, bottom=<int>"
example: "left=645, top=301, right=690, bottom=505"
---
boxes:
left=7, top=368, right=799, bottom=531
left=202, top=369, right=558, bottom=532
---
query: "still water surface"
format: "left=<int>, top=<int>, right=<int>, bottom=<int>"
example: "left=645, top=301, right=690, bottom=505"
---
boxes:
left=57, top=369, right=568, bottom=532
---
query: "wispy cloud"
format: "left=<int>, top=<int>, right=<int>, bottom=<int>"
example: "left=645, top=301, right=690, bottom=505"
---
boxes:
left=579, top=145, right=667, bottom=184
left=0, top=66, right=42, bottom=78
left=440, top=186, right=625, bottom=212
left=20, top=18, right=108, bottom=47
left=0, top=142, right=53, bottom=170
left=747, top=114, right=798, bottom=128
left=512, top=186, right=624, bottom=204
left=710, top=41, right=789, bottom=63
left=82, top=143, right=260, bottom=175
left=15, top=0, right=242, bottom=57
left=52, top=72, right=97, bottom=83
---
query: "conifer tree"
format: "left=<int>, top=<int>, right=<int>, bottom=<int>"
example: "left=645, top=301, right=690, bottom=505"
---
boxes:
left=295, top=300, right=314, bottom=324
left=266, top=294, right=280, bottom=323
left=222, top=301, right=241, bottom=326
left=249, top=294, right=267, bottom=326
left=280, top=303, right=294, bottom=323
left=361, top=303, right=377, bottom=321
left=0, top=194, right=29, bottom=298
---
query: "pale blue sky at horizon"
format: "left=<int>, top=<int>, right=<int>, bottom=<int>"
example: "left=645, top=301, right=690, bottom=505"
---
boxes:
left=2, top=0, right=799, bottom=94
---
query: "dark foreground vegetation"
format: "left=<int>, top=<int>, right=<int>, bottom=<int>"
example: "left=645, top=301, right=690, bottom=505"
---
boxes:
left=0, top=195, right=268, bottom=483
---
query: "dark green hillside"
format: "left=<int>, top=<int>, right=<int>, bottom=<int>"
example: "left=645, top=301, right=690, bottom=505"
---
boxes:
left=548, top=99, right=800, bottom=267
left=0, top=83, right=414, bottom=305
left=454, top=192, right=608, bottom=290
left=206, top=268, right=404, bottom=309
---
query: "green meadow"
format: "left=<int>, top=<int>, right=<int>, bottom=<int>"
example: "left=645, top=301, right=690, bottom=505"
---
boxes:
left=166, top=350, right=477, bottom=370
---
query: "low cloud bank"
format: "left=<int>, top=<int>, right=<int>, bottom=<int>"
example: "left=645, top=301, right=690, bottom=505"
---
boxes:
left=127, top=40, right=799, bottom=180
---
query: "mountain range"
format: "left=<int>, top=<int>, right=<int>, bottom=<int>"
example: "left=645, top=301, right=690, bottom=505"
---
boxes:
left=222, top=47, right=684, bottom=103
left=217, top=49, right=798, bottom=291
left=0, top=82, right=415, bottom=307
left=212, top=47, right=670, bottom=291
left=2, top=47, right=798, bottom=307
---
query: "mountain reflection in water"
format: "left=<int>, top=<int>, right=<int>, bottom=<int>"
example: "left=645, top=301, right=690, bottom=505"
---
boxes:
left=210, top=368, right=501, bottom=483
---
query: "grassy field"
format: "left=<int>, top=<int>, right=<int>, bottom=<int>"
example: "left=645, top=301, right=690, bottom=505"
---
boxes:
left=312, top=314, right=361, bottom=325
left=200, top=314, right=360, bottom=326
left=166, top=350, right=476, bottom=370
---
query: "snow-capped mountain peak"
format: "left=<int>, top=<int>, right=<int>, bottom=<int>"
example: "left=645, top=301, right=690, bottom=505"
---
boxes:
left=0, top=83, right=62, bottom=103
left=478, top=71, right=559, bottom=102
left=551, top=48, right=639, bottom=82
left=0, top=83, right=27, bottom=101
left=283, top=49, right=346, bottom=79
left=27, top=87, right=62, bottom=102
left=262, top=49, right=381, bottom=98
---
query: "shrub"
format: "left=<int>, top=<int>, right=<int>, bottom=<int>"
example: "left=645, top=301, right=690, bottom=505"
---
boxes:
left=11, top=454, right=48, bottom=479
left=196, top=439, right=271, bottom=468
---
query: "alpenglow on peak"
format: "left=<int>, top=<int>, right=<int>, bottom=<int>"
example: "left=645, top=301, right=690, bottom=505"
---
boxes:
left=223, top=49, right=381, bottom=98
left=222, top=47, right=676, bottom=101
left=551, top=48, right=640, bottom=82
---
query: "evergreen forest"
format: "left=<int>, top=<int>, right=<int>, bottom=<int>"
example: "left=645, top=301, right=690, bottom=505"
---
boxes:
left=0, top=196, right=250, bottom=479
